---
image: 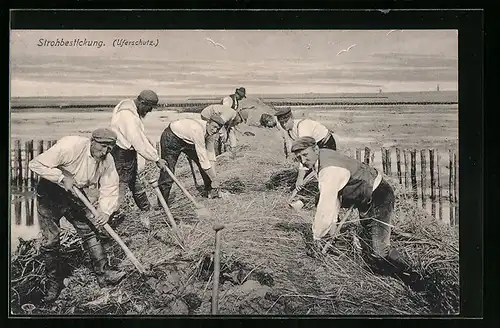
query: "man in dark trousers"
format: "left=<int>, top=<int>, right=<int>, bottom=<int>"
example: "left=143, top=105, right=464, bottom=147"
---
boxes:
left=157, top=115, right=225, bottom=204
left=28, top=128, right=126, bottom=303
left=109, top=90, right=168, bottom=227
left=221, top=87, right=246, bottom=110
left=289, top=136, right=413, bottom=276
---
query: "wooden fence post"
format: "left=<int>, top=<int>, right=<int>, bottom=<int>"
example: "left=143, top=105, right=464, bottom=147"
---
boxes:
left=381, top=148, right=386, bottom=174
left=355, top=148, right=361, bottom=162
left=403, top=149, right=409, bottom=189
left=454, top=151, right=458, bottom=225
left=25, top=140, right=34, bottom=187
left=429, top=149, right=436, bottom=218
left=17, top=140, right=23, bottom=186
left=14, top=199, right=22, bottom=225
left=420, top=149, right=427, bottom=210
left=449, top=149, right=454, bottom=226
left=364, top=147, right=370, bottom=165
left=396, top=148, right=402, bottom=184
left=386, top=148, right=392, bottom=176
left=437, top=151, right=443, bottom=221
left=12, top=141, right=19, bottom=184
left=410, top=149, right=418, bottom=201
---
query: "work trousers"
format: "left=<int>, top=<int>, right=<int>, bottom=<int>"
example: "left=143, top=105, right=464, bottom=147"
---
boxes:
left=110, top=146, right=151, bottom=211
left=36, top=178, right=98, bottom=252
left=357, top=179, right=395, bottom=259
left=157, top=125, right=213, bottom=204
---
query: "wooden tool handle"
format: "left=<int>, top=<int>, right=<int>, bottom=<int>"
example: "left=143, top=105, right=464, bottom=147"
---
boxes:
left=162, top=166, right=203, bottom=209
left=72, top=186, right=146, bottom=274
left=321, top=205, right=355, bottom=254
left=211, top=228, right=223, bottom=315
left=150, top=184, right=185, bottom=249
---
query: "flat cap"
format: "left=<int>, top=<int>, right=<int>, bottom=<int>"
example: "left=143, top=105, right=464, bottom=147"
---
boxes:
left=210, top=114, right=226, bottom=127
left=138, top=90, right=159, bottom=106
left=274, top=107, right=292, bottom=117
left=290, top=136, right=316, bottom=153
left=92, top=128, right=117, bottom=145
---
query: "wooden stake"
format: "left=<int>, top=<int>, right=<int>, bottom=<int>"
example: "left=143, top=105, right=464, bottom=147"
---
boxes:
left=429, top=149, right=436, bottom=218
left=410, top=149, right=418, bottom=201
left=420, top=149, right=427, bottom=209
left=396, top=148, right=402, bottom=184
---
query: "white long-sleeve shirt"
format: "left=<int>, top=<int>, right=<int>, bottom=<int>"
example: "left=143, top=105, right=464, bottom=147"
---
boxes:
left=110, top=99, right=160, bottom=162
left=313, top=161, right=382, bottom=240
left=201, top=104, right=239, bottom=148
left=28, top=136, right=120, bottom=216
left=200, top=104, right=237, bottom=123
left=169, top=118, right=216, bottom=170
left=284, top=119, right=331, bottom=170
left=222, top=95, right=239, bottom=110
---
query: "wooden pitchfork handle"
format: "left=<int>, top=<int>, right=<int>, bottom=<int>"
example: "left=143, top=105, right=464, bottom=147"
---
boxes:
left=149, top=179, right=185, bottom=250
left=71, top=186, right=147, bottom=275
left=211, top=223, right=225, bottom=315
left=321, top=205, right=355, bottom=254
left=162, top=165, right=204, bottom=209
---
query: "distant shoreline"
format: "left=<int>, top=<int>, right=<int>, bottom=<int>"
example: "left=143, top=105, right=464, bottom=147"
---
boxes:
left=10, top=91, right=458, bottom=111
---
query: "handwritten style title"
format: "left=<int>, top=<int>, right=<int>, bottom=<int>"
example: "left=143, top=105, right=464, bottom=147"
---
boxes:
left=37, top=38, right=160, bottom=49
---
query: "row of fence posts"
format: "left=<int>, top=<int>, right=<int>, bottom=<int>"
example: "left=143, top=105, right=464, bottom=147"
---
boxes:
left=10, top=140, right=459, bottom=225
left=353, top=146, right=458, bottom=226
left=10, top=140, right=58, bottom=189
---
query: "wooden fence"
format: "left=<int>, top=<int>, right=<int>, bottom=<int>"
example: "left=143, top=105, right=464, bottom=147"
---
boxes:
left=10, top=139, right=459, bottom=226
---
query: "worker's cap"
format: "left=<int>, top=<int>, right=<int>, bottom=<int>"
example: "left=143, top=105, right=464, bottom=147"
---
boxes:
left=290, top=136, right=317, bottom=153
left=138, top=90, right=159, bottom=106
left=274, top=107, right=292, bottom=118
left=235, top=87, right=246, bottom=98
left=91, top=128, right=117, bottom=145
left=210, top=115, right=226, bottom=127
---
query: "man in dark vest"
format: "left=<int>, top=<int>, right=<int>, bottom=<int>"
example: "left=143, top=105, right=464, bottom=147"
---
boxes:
left=221, top=87, right=246, bottom=110
left=290, top=136, right=413, bottom=276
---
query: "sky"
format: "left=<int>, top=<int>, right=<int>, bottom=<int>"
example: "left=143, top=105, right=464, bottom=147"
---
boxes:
left=10, top=29, right=458, bottom=97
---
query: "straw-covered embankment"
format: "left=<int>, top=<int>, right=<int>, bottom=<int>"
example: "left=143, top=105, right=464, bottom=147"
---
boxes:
left=10, top=125, right=458, bottom=315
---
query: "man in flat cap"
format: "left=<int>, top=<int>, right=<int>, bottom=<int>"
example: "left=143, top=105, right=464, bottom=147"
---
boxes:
left=290, top=136, right=412, bottom=276
left=28, top=128, right=126, bottom=303
left=109, top=90, right=168, bottom=224
left=200, top=104, right=248, bottom=158
left=275, top=107, right=338, bottom=192
left=221, top=87, right=246, bottom=111
left=157, top=114, right=226, bottom=203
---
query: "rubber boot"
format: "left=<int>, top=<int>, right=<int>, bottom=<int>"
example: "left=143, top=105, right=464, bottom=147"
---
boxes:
left=40, top=246, right=64, bottom=303
left=84, top=236, right=126, bottom=287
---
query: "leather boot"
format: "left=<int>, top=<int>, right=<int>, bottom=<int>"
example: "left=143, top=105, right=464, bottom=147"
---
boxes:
left=84, top=236, right=126, bottom=287
left=40, top=246, right=64, bottom=303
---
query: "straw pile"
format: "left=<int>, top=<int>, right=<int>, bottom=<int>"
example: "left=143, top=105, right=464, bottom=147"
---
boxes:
left=10, top=125, right=459, bottom=315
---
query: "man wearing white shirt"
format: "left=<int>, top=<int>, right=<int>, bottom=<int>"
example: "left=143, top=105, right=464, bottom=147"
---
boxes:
left=28, top=128, right=126, bottom=303
left=290, top=137, right=411, bottom=275
left=200, top=104, right=248, bottom=157
left=274, top=107, right=337, bottom=191
left=157, top=115, right=225, bottom=204
left=109, top=90, right=168, bottom=215
left=221, top=87, right=246, bottom=110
